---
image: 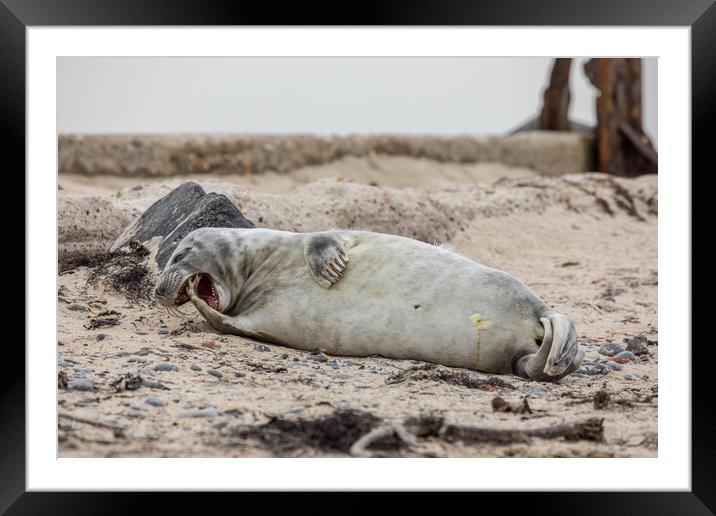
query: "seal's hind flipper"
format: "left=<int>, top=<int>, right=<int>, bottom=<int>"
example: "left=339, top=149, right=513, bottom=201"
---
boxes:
left=304, top=233, right=349, bottom=288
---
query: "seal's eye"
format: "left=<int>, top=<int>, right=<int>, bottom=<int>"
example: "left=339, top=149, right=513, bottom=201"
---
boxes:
left=172, top=251, right=187, bottom=264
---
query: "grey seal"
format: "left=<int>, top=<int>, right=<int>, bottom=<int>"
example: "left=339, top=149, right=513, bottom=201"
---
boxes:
left=155, top=227, right=584, bottom=381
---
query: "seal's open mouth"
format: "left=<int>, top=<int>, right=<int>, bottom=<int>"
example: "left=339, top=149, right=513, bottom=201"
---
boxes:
left=175, top=273, right=219, bottom=310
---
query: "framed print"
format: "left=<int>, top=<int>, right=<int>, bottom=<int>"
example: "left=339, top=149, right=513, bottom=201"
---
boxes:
left=4, top=0, right=713, bottom=511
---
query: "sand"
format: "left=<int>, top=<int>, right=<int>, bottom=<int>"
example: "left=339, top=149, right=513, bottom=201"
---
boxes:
left=57, top=154, right=658, bottom=458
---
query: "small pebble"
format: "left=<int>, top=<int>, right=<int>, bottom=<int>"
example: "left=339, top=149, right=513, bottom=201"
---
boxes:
left=234, top=372, right=246, bottom=378
left=626, top=336, right=649, bottom=355
left=146, top=396, right=166, bottom=407
left=623, top=374, right=636, bottom=381
left=158, top=330, right=169, bottom=335
left=281, top=354, right=289, bottom=359
left=190, top=364, right=202, bottom=371
left=126, top=408, right=144, bottom=417
left=598, top=342, right=623, bottom=357
left=135, top=331, right=149, bottom=336
left=96, top=334, right=107, bottom=341
left=650, top=384, right=658, bottom=393
left=287, top=407, right=305, bottom=414
left=73, top=367, right=94, bottom=374
left=606, top=361, right=623, bottom=371
left=254, top=344, right=271, bottom=352
left=153, top=363, right=179, bottom=372
left=522, top=385, right=549, bottom=397
left=207, top=369, right=223, bottom=379
left=68, top=304, right=87, bottom=312
left=214, top=419, right=230, bottom=429
left=58, top=360, right=72, bottom=368
left=579, top=363, right=610, bottom=376
left=309, top=352, right=328, bottom=363
left=141, top=378, right=169, bottom=390
left=176, top=407, right=220, bottom=418
left=614, top=351, right=637, bottom=362
left=67, top=377, right=94, bottom=391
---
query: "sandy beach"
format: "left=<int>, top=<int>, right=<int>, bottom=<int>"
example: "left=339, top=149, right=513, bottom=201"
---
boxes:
left=57, top=138, right=658, bottom=458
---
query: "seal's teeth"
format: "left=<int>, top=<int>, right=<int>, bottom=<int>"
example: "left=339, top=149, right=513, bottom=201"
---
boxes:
left=330, top=263, right=342, bottom=275
left=321, top=272, right=335, bottom=282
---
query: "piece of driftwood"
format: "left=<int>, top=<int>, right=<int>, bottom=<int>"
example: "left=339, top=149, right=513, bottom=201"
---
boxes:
left=584, top=58, right=657, bottom=176
left=58, top=411, right=126, bottom=438
left=441, top=417, right=604, bottom=444
left=539, top=58, right=573, bottom=131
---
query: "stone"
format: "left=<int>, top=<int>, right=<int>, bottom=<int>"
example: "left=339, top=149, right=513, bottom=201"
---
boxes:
left=155, top=192, right=255, bottom=270
left=207, top=369, right=224, bottom=379
left=614, top=351, right=637, bottom=362
left=626, top=336, right=649, bottom=355
left=67, top=377, right=94, bottom=391
left=606, top=361, right=623, bottom=371
left=146, top=396, right=166, bottom=407
left=598, top=342, right=623, bottom=357
left=153, top=363, right=179, bottom=372
left=111, top=181, right=206, bottom=252
left=579, top=363, right=610, bottom=376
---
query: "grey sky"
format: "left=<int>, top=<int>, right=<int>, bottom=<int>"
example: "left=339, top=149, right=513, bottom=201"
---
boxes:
left=57, top=57, right=657, bottom=143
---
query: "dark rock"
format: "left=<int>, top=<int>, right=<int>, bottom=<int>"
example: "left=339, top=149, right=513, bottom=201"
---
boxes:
left=579, top=363, right=610, bottom=376
left=606, top=361, right=623, bottom=371
left=254, top=344, right=271, bottom=353
left=68, top=303, right=87, bottom=312
left=67, top=377, right=94, bottom=391
left=141, top=378, right=170, bottom=390
left=623, top=374, right=636, bottom=381
left=614, top=351, right=637, bottom=362
left=190, top=364, right=202, bottom=371
left=207, top=369, right=224, bottom=379
left=96, top=334, right=107, bottom=341
left=598, top=342, right=622, bottom=357
left=626, top=336, right=649, bottom=355
left=155, top=193, right=255, bottom=269
left=308, top=351, right=328, bottom=363
left=111, top=182, right=206, bottom=252
left=153, top=363, right=179, bottom=372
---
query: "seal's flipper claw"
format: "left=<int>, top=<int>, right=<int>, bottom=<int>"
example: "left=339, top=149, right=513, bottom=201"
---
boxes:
left=513, top=313, right=583, bottom=382
left=305, top=233, right=350, bottom=288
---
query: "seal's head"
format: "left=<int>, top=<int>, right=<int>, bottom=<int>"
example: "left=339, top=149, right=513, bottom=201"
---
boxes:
left=155, top=228, right=241, bottom=313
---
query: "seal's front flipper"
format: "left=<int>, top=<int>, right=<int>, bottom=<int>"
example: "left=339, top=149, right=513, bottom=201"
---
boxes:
left=304, top=233, right=350, bottom=288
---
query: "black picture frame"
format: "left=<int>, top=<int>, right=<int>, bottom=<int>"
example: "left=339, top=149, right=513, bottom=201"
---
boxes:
left=4, top=0, right=711, bottom=512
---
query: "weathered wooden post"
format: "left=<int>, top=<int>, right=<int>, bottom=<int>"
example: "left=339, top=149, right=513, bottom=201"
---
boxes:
left=584, top=58, right=657, bottom=176
left=539, top=58, right=573, bottom=131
